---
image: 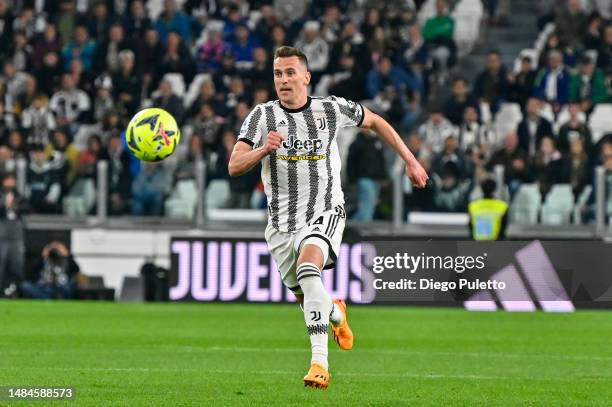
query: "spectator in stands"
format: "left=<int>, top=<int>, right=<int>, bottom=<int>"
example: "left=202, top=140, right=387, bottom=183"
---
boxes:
left=137, top=29, right=164, bottom=93
left=274, top=0, right=307, bottom=29
left=583, top=13, right=603, bottom=51
left=21, top=93, right=56, bottom=146
left=557, top=103, right=592, bottom=154
left=32, top=24, right=63, bottom=71
left=422, top=0, right=456, bottom=70
left=569, top=55, right=610, bottom=110
left=124, top=0, right=153, bottom=41
left=418, top=106, right=456, bottom=153
left=0, top=173, right=25, bottom=298
left=0, top=0, right=14, bottom=60
left=15, top=75, right=38, bottom=117
left=27, top=143, right=64, bottom=214
left=320, top=53, right=364, bottom=101
left=155, top=0, right=191, bottom=43
left=107, top=135, right=132, bottom=215
left=86, top=1, right=115, bottom=45
left=508, top=56, right=536, bottom=107
left=92, top=74, right=114, bottom=122
left=295, top=21, right=329, bottom=88
left=21, top=241, right=79, bottom=299
left=46, top=129, right=79, bottom=186
left=222, top=4, right=248, bottom=41
left=49, top=73, right=91, bottom=132
left=555, top=0, right=588, bottom=51
left=68, top=59, right=95, bottom=98
left=474, top=50, right=509, bottom=113
left=459, top=106, right=493, bottom=155
left=197, top=29, right=225, bottom=73
left=568, top=137, right=590, bottom=197
left=94, top=23, right=133, bottom=76
left=432, top=161, right=471, bottom=212
left=187, top=79, right=222, bottom=119
left=62, top=25, right=97, bottom=73
left=517, top=97, right=554, bottom=157
left=190, top=103, right=222, bottom=159
left=486, top=131, right=533, bottom=195
left=212, top=51, right=238, bottom=95
left=11, top=30, right=33, bottom=73
left=175, top=134, right=202, bottom=182
left=224, top=77, right=248, bottom=112
left=226, top=24, right=260, bottom=68
left=432, top=134, right=467, bottom=180
left=255, top=5, right=280, bottom=50
left=367, top=56, right=422, bottom=130
left=76, top=134, right=106, bottom=182
left=346, top=131, right=387, bottom=221
left=534, top=135, right=570, bottom=196
left=160, top=31, right=195, bottom=85
left=244, top=47, right=274, bottom=94
left=0, top=102, right=12, bottom=143
left=597, top=24, right=612, bottom=74
left=3, top=61, right=28, bottom=114
left=35, top=51, right=63, bottom=97
left=329, top=21, right=369, bottom=77
left=132, top=162, right=171, bottom=216
left=224, top=130, right=259, bottom=209
left=444, top=78, right=479, bottom=126
left=6, top=131, right=27, bottom=161
left=0, top=146, right=14, bottom=177
left=153, top=79, right=184, bottom=124
left=268, top=25, right=288, bottom=55
left=54, top=0, right=77, bottom=44
left=401, top=24, right=429, bottom=70
left=14, top=7, right=37, bottom=41
left=533, top=50, right=571, bottom=109
left=599, top=137, right=612, bottom=221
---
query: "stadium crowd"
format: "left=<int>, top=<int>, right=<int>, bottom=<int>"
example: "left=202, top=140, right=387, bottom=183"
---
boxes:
left=0, top=0, right=610, bottom=222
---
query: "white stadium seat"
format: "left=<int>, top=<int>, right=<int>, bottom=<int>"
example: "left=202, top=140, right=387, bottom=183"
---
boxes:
left=540, top=184, right=574, bottom=225
left=588, top=104, right=612, bottom=144
left=494, top=103, right=523, bottom=138
left=510, top=183, right=541, bottom=225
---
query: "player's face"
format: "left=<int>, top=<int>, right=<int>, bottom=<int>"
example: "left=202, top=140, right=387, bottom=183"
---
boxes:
left=273, top=56, right=310, bottom=106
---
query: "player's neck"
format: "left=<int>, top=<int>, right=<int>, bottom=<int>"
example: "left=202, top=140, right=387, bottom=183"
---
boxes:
left=280, top=95, right=311, bottom=113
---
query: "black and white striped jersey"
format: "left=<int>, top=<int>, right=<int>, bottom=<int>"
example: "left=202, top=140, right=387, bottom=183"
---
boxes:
left=237, top=96, right=364, bottom=233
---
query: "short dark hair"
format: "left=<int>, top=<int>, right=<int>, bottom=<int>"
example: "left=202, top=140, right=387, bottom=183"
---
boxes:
left=481, top=179, right=497, bottom=198
left=274, top=46, right=308, bottom=69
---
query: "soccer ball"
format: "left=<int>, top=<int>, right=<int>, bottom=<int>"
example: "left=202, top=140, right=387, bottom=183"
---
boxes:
left=125, top=108, right=181, bottom=162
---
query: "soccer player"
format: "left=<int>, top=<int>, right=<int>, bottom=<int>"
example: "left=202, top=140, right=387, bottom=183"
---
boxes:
left=228, top=46, right=428, bottom=389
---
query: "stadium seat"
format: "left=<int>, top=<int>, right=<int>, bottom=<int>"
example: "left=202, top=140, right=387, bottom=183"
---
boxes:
left=494, top=103, right=523, bottom=138
left=417, top=0, right=438, bottom=26
left=510, top=183, right=541, bottom=224
left=588, top=104, right=612, bottom=144
left=63, top=179, right=97, bottom=217
left=206, top=179, right=230, bottom=209
left=540, top=184, right=574, bottom=225
left=452, top=0, right=483, bottom=56
left=162, top=73, right=186, bottom=98
left=184, top=73, right=212, bottom=108
left=165, top=179, right=198, bottom=219
left=573, top=185, right=592, bottom=224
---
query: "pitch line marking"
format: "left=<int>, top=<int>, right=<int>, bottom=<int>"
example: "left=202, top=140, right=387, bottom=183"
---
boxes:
left=0, top=366, right=609, bottom=382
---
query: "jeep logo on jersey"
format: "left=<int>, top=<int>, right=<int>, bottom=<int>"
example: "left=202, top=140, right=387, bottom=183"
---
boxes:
left=281, top=135, right=323, bottom=152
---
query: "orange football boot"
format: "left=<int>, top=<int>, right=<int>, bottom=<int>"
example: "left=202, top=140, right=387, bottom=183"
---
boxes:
left=331, top=299, right=353, bottom=350
left=303, top=363, right=330, bottom=389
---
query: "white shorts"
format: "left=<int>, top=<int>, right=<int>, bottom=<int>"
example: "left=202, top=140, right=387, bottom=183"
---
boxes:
left=265, top=205, right=346, bottom=295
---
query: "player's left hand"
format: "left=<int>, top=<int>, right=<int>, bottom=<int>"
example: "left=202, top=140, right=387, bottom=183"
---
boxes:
left=406, top=160, right=429, bottom=188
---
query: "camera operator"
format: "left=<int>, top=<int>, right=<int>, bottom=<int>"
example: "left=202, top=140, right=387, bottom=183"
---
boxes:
left=21, top=241, right=80, bottom=299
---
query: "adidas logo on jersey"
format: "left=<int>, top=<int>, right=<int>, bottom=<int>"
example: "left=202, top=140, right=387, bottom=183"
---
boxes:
left=278, top=120, right=287, bottom=127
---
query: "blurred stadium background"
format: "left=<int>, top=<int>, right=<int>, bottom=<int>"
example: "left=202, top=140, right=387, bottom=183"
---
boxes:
left=1, top=0, right=612, bottom=404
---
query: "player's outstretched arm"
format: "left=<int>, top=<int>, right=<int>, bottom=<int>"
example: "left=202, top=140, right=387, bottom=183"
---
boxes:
left=228, top=131, right=285, bottom=177
left=359, top=106, right=429, bottom=188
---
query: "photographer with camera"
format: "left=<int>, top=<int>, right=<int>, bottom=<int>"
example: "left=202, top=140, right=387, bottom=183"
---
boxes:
left=21, top=241, right=80, bottom=299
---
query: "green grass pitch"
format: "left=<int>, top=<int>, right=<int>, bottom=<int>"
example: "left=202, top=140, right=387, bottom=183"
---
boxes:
left=1, top=301, right=611, bottom=406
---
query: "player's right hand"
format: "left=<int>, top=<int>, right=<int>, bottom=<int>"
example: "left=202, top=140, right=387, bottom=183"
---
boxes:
left=263, top=131, right=284, bottom=153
